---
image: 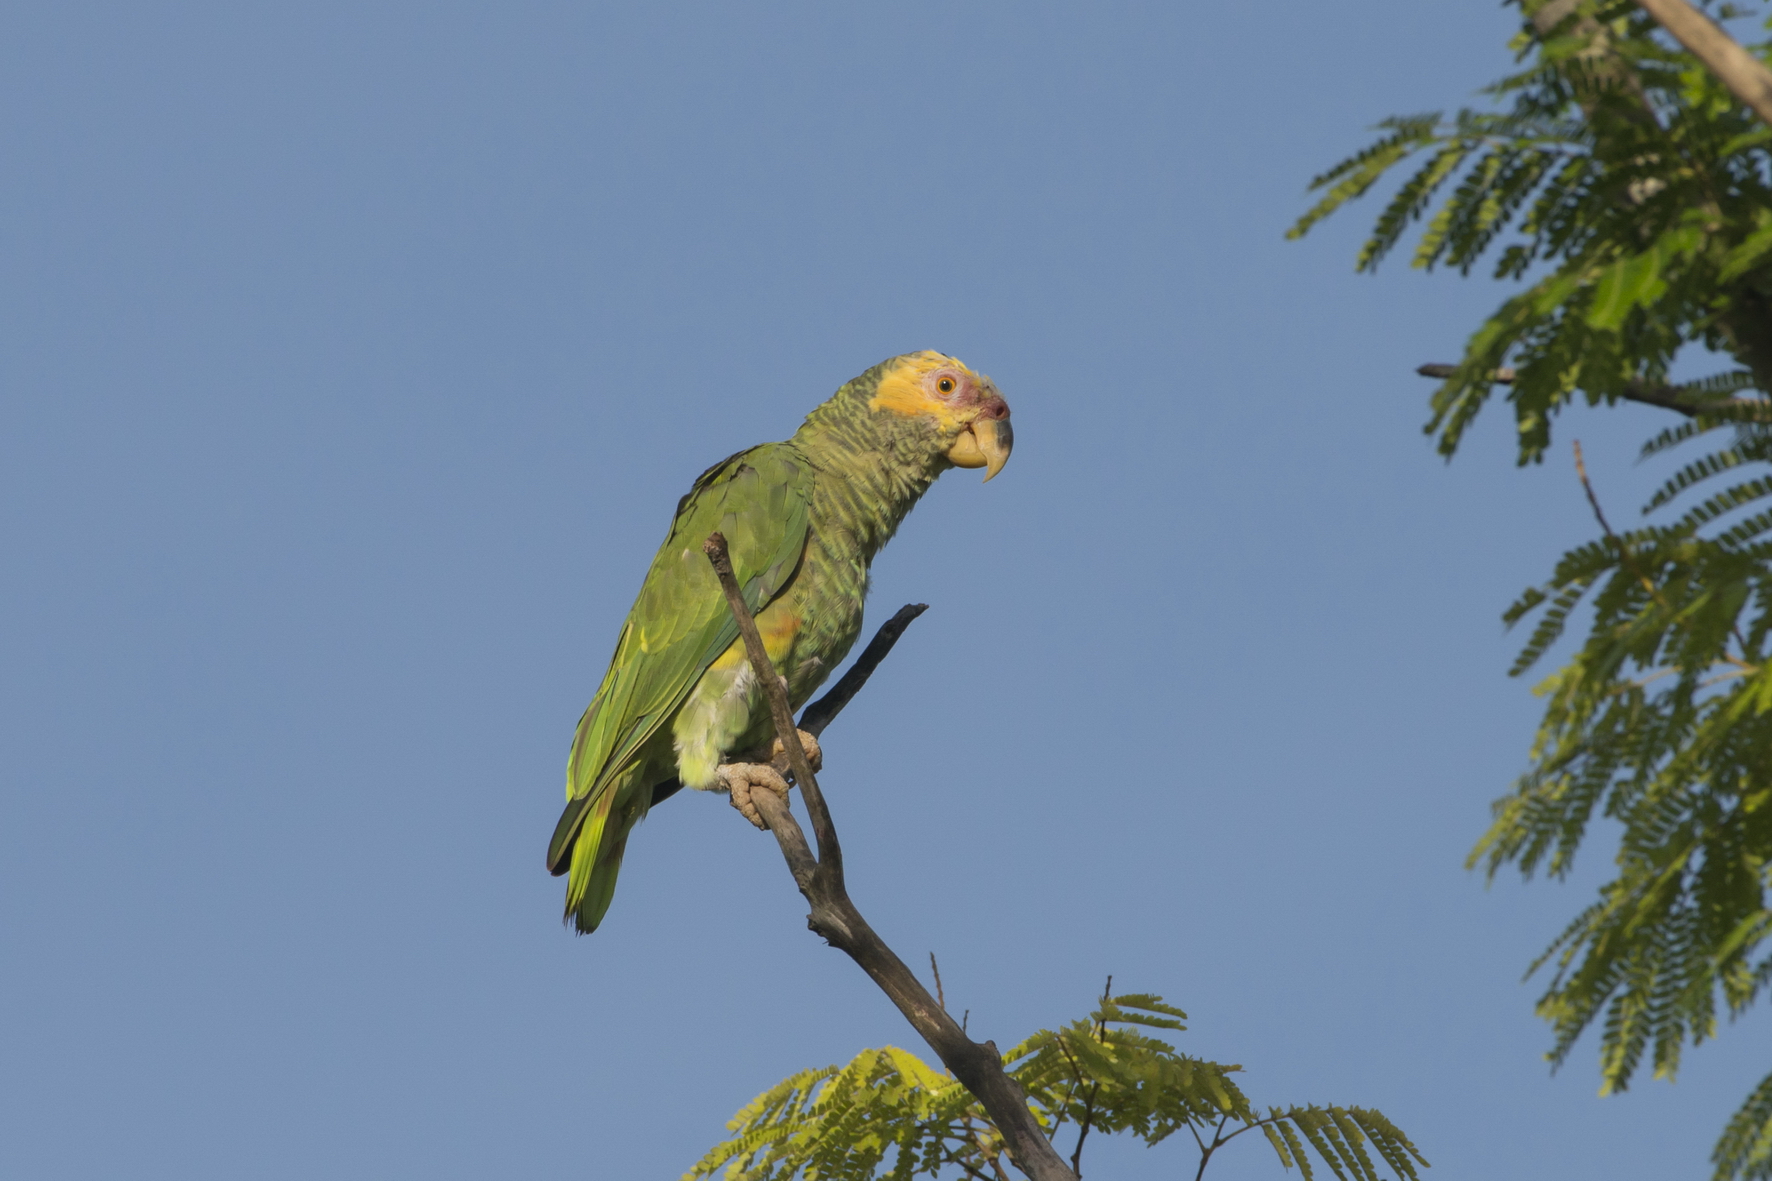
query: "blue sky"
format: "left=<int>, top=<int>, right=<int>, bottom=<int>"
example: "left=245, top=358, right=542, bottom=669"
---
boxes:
left=2, top=3, right=1760, bottom=1178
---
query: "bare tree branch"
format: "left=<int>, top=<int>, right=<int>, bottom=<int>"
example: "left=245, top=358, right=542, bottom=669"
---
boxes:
left=1633, top=0, right=1772, bottom=128
left=799, top=603, right=928, bottom=738
left=701, top=532, right=1080, bottom=1181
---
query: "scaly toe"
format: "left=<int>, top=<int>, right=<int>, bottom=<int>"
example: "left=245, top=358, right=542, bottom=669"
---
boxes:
left=718, top=762, right=791, bottom=830
left=768, top=730, right=823, bottom=775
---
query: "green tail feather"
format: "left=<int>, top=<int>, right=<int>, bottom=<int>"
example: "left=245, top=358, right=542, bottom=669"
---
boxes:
left=572, top=835, right=630, bottom=934
left=561, top=768, right=649, bottom=934
left=547, top=791, right=595, bottom=877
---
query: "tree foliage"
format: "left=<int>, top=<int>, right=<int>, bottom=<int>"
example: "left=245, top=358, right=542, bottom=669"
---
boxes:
left=685, top=990, right=1427, bottom=1181
left=1290, top=3, right=1772, bottom=1178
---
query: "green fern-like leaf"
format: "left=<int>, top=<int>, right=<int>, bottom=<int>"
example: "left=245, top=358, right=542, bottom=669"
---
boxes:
left=688, top=993, right=1426, bottom=1181
left=1645, top=449, right=1755, bottom=514
left=1286, top=115, right=1443, bottom=244
left=1714, top=1070, right=1772, bottom=1181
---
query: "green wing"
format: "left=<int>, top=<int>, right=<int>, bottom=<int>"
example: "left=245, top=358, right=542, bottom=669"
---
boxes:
left=548, top=443, right=813, bottom=931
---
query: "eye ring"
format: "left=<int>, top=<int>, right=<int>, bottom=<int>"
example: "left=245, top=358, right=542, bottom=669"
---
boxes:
left=937, top=376, right=956, bottom=395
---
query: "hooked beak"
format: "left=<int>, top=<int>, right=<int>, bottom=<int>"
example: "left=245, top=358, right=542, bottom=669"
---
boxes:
left=947, top=413, right=1013, bottom=482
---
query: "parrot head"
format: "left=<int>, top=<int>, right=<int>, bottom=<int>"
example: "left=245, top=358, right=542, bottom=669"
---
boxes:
left=866, top=351, right=1014, bottom=481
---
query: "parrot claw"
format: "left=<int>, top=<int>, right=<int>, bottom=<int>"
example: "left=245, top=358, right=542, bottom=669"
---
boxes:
left=718, top=762, right=791, bottom=830
left=720, top=731, right=821, bottom=829
left=768, top=730, right=822, bottom=777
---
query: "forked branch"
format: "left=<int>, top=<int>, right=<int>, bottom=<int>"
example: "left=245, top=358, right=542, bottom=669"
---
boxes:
left=702, top=532, right=1079, bottom=1181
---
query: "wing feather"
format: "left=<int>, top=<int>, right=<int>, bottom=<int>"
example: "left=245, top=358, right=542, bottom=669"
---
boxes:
left=547, top=444, right=812, bottom=880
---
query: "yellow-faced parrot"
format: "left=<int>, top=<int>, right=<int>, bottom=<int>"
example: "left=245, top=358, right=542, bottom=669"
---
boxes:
left=547, top=352, right=1013, bottom=932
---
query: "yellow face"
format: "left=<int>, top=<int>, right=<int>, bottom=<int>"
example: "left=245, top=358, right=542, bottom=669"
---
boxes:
left=867, top=351, right=1013, bottom=481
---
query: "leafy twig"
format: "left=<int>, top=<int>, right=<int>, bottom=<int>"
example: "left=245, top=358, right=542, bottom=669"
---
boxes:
left=1573, top=440, right=1756, bottom=667
left=1416, top=363, right=1770, bottom=420
left=1068, top=978, right=1113, bottom=1177
left=1193, top=1115, right=1232, bottom=1181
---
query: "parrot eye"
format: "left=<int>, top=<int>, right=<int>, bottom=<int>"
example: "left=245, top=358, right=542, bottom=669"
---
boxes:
left=936, top=376, right=957, bottom=395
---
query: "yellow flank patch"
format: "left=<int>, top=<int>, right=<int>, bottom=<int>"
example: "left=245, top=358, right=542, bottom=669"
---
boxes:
left=709, top=600, right=803, bottom=670
left=868, top=351, right=974, bottom=423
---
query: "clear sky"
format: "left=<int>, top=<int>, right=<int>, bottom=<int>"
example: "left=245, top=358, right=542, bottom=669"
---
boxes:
left=2, top=3, right=1760, bottom=1178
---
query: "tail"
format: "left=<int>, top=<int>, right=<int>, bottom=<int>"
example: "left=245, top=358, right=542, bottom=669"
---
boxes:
left=569, top=833, right=629, bottom=934
left=549, top=770, right=649, bottom=934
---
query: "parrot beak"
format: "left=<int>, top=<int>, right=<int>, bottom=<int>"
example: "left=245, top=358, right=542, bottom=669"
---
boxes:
left=947, top=410, right=1013, bottom=482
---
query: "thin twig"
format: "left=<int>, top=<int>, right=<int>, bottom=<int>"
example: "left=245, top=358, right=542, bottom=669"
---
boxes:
left=955, top=1112, right=1012, bottom=1181
left=1193, top=1115, right=1232, bottom=1181
left=959, top=1116, right=1014, bottom=1181
left=701, top=532, right=1079, bottom=1181
left=1211, top=1116, right=1275, bottom=1149
left=1070, top=1092, right=1098, bottom=1178
left=1621, top=668, right=1679, bottom=692
left=1573, top=442, right=1758, bottom=669
left=1573, top=440, right=1621, bottom=540
left=931, top=953, right=947, bottom=1012
left=986, top=1149, right=1012, bottom=1181
left=1574, top=438, right=1677, bottom=615
left=1191, top=1108, right=1358, bottom=1179
left=1067, top=979, right=1114, bottom=1179
left=941, top=1148, right=995, bottom=1181
left=1047, top=1063, right=1078, bottom=1144
left=1053, top=1039, right=1090, bottom=1158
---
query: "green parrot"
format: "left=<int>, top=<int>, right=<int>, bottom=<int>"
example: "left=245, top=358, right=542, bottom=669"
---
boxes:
left=546, top=351, right=1013, bottom=933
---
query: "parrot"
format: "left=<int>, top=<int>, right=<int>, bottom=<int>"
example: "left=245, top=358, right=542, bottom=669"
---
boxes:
left=546, top=351, right=1013, bottom=933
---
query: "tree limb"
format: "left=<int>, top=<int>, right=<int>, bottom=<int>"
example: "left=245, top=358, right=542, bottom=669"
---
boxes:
left=1633, top=0, right=1772, bottom=128
left=701, top=532, right=1080, bottom=1181
left=1415, top=362, right=1766, bottom=418
left=798, top=602, right=928, bottom=738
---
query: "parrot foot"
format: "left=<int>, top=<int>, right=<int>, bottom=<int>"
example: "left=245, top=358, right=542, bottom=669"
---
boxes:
left=719, top=762, right=791, bottom=830
left=766, top=730, right=822, bottom=777
left=721, top=731, right=823, bottom=829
